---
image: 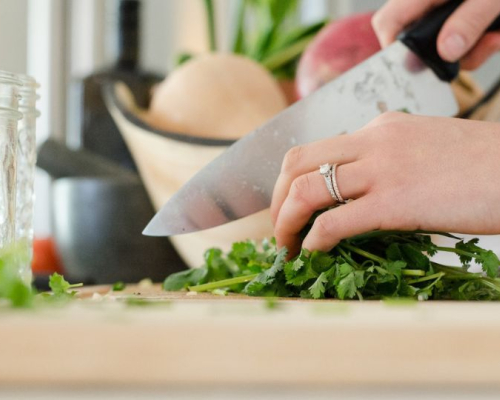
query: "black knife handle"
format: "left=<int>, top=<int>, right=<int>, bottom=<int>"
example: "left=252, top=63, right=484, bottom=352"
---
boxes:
left=399, top=0, right=500, bottom=82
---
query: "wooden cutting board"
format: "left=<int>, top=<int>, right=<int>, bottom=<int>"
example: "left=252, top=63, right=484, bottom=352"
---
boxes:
left=1, top=284, right=500, bottom=387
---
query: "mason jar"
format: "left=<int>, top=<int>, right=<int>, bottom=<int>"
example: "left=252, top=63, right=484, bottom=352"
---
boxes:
left=0, top=71, right=21, bottom=110
left=0, top=71, right=23, bottom=251
left=15, top=74, right=39, bottom=283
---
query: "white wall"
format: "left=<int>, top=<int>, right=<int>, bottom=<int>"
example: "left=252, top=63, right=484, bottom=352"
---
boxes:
left=0, top=0, right=28, bottom=73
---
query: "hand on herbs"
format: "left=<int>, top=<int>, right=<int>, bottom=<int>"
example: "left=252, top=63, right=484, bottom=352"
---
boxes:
left=372, top=0, right=500, bottom=69
left=271, top=112, right=500, bottom=256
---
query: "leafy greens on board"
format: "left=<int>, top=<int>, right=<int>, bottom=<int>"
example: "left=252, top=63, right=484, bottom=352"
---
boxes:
left=0, top=241, right=83, bottom=308
left=163, top=231, right=500, bottom=301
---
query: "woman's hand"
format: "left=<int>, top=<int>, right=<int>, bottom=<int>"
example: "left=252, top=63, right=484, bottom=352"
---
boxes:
left=372, top=0, right=500, bottom=69
left=270, top=112, right=500, bottom=256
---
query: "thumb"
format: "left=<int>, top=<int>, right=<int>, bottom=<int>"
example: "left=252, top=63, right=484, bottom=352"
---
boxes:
left=438, top=0, right=500, bottom=62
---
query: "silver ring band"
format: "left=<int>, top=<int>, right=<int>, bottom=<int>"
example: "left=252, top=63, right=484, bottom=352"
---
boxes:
left=319, top=163, right=337, bottom=201
left=319, top=163, right=345, bottom=204
left=330, top=163, right=345, bottom=203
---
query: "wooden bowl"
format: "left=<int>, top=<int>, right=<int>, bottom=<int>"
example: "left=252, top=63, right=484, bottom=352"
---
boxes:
left=103, top=82, right=274, bottom=268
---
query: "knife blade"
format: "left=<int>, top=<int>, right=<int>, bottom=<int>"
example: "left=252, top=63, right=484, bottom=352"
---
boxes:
left=144, top=0, right=499, bottom=237
left=144, top=41, right=457, bottom=236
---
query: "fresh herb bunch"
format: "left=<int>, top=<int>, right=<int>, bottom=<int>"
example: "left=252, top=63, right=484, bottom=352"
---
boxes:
left=163, top=231, right=500, bottom=301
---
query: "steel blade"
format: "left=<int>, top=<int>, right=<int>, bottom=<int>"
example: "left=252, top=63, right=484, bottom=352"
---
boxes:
left=144, top=41, right=458, bottom=236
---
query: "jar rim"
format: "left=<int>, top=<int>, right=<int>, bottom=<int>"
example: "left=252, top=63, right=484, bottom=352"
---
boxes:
left=16, top=74, right=39, bottom=90
left=0, top=70, right=23, bottom=87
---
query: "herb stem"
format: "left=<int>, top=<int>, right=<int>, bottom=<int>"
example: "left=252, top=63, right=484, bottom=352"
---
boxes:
left=436, top=246, right=476, bottom=259
left=188, top=274, right=258, bottom=292
left=337, top=246, right=360, bottom=269
left=340, top=243, right=386, bottom=264
left=433, top=263, right=500, bottom=288
left=407, top=272, right=445, bottom=285
left=401, top=269, right=427, bottom=277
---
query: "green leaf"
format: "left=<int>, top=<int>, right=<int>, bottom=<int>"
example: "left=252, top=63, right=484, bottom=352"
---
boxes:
left=401, top=244, right=430, bottom=270
left=354, top=271, right=365, bottom=288
left=478, top=251, right=500, bottom=278
left=310, top=251, right=334, bottom=273
left=231, top=241, right=255, bottom=257
left=385, top=260, right=406, bottom=279
left=284, top=249, right=317, bottom=286
left=6, top=280, right=33, bottom=308
left=386, top=243, right=403, bottom=261
left=49, top=273, right=71, bottom=295
left=0, top=243, right=35, bottom=308
left=456, top=239, right=479, bottom=265
left=48, top=273, right=83, bottom=298
left=336, top=273, right=357, bottom=300
left=413, top=234, right=438, bottom=256
left=163, top=268, right=207, bottom=291
left=284, top=258, right=303, bottom=280
left=309, top=271, right=329, bottom=299
left=454, top=239, right=499, bottom=277
left=112, top=281, right=126, bottom=291
left=244, top=247, right=287, bottom=295
left=205, top=248, right=232, bottom=281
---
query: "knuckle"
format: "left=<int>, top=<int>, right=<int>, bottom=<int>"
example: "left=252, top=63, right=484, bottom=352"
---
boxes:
left=375, top=111, right=402, bottom=124
left=457, top=13, right=489, bottom=38
left=289, top=175, right=314, bottom=209
left=371, top=10, right=383, bottom=31
left=313, top=213, right=335, bottom=238
left=364, top=111, right=401, bottom=131
left=281, top=146, right=305, bottom=175
left=371, top=112, right=416, bottom=143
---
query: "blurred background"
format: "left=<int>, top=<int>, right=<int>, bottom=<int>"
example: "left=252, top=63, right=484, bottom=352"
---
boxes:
left=0, top=0, right=498, bottom=285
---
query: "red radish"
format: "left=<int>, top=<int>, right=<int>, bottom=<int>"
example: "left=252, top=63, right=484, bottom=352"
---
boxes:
left=296, top=12, right=381, bottom=98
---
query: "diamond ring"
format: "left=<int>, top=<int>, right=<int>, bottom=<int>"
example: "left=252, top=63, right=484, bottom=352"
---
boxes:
left=319, top=163, right=345, bottom=204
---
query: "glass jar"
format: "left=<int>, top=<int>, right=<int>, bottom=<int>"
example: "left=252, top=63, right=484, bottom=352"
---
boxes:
left=0, top=71, right=21, bottom=110
left=15, top=74, right=39, bottom=283
left=0, top=72, right=22, bottom=251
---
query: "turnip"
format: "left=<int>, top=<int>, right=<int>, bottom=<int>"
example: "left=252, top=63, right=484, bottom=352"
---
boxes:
left=296, top=12, right=380, bottom=99
left=148, top=53, right=287, bottom=139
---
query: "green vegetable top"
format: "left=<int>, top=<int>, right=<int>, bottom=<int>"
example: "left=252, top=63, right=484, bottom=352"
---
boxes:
left=163, top=231, right=500, bottom=301
left=178, top=0, right=328, bottom=79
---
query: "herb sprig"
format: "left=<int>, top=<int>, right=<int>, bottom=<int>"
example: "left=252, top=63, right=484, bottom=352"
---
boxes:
left=163, top=232, right=500, bottom=301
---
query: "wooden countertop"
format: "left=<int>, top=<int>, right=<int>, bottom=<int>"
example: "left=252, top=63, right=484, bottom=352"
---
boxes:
left=1, top=284, right=500, bottom=387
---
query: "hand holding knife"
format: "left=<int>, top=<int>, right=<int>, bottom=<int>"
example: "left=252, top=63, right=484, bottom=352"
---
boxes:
left=145, top=0, right=500, bottom=240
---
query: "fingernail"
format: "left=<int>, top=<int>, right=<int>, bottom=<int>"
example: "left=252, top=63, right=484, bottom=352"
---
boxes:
left=442, top=33, right=466, bottom=61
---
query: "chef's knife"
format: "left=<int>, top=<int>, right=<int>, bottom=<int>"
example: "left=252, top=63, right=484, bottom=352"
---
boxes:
left=145, top=0, right=500, bottom=236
